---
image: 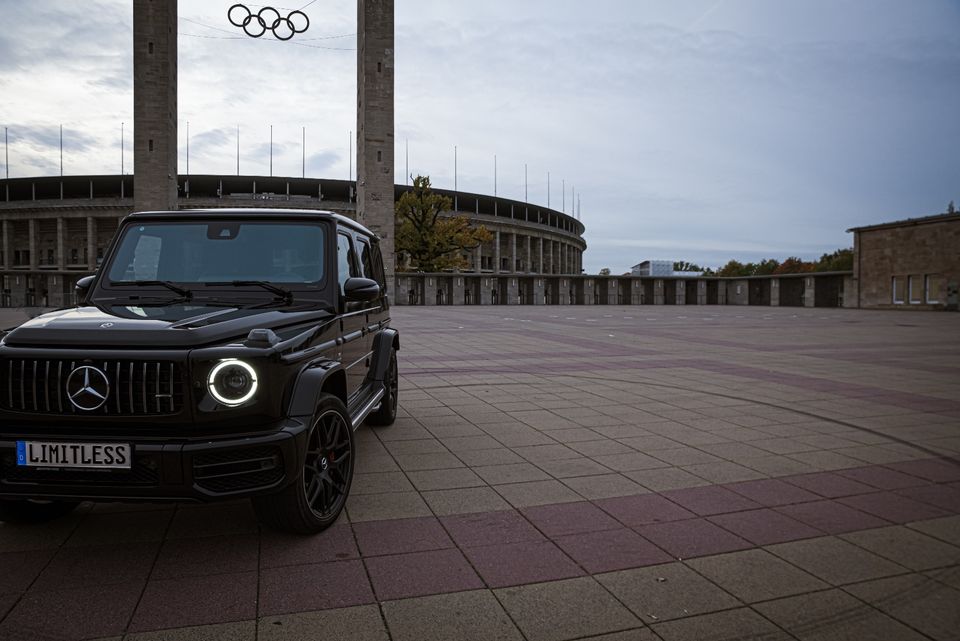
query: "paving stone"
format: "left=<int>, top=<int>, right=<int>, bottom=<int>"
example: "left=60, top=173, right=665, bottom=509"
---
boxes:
left=351, top=471, right=415, bottom=494
left=382, top=590, right=523, bottom=641
left=164, top=503, right=258, bottom=540
left=406, top=467, right=485, bottom=491
left=365, top=548, right=483, bottom=601
left=725, top=478, right=821, bottom=506
left=129, top=572, right=258, bottom=632
left=522, top=501, right=621, bottom=537
left=776, top=500, right=890, bottom=534
left=554, top=528, right=673, bottom=573
left=925, top=566, right=960, bottom=591
left=421, top=486, right=512, bottom=515
left=841, top=526, right=960, bottom=570
left=259, top=561, right=374, bottom=616
left=0, top=512, right=85, bottom=552
left=687, top=548, right=828, bottom=603
left=636, top=518, right=752, bottom=560
left=906, top=515, right=960, bottom=546
left=838, top=491, right=950, bottom=523
left=463, top=540, right=584, bottom=587
left=0, top=549, right=54, bottom=593
left=595, top=493, right=696, bottom=527
left=648, top=448, right=722, bottom=466
left=473, top=463, right=552, bottom=485
left=755, top=588, right=929, bottom=641
left=661, top=485, right=761, bottom=516
left=888, top=458, right=960, bottom=483
left=495, top=480, right=583, bottom=508
left=782, top=471, right=877, bottom=498
left=441, top=509, right=543, bottom=548
left=624, top=467, right=712, bottom=491
left=837, top=466, right=930, bottom=490
left=259, top=604, right=387, bottom=641
left=384, top=438, right=449, bottom=455
left=682, top=461, right=768, bottom=483
left=127, top=621, right=256, bottom=641
left=652, top=607, right=792, bottom=641
left=896, top=484, right=960, bottom=513
left=537, top=457, right=615, bottom=479
left=346, top=491, right=432, bottom=522
left=596, top=562, right=741, bottom=623
left=844, top=573, right=960, bottom=641
left=151, top=535, right=258, bottom=580
left=352, top=516, right=453, bottom=557
left=260, top=523, right=359, bottom=567
left=0, top=580, right=142, bottom=639
left=562, top=474, right=646, bottom=499
left=766, top=536, right=908, bottom=585
left=65, top=510, right=174, bottom=547
left=456, top=448, right=527, bottom=466
left=708, top=508, right=823, bottom=545
left=495, top=577, right=641, bottom=641
left=570, top=439, right=636, bottom=457
left=393, top=452, right=465, bottom=471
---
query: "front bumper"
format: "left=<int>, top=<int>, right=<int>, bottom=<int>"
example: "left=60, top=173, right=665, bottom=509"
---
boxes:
left=0, top=418, right=310, bottom=502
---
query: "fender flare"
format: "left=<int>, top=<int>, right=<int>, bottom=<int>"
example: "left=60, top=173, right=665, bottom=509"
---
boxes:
left=287, top=361, right=346, bottom=419
left=370, top=328, right=399, bottom=382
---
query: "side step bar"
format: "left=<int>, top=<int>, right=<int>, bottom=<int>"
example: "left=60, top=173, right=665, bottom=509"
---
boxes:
left=350, top=384, right=385, bottom=430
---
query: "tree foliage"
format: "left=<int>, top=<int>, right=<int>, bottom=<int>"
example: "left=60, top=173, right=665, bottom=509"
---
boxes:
left=672, top=261, right=704, bottom=272
left=598, top=267, right=611, bottom=276
left=714, top=249, right=851, bottom=277
left=395, top=176, right=493, bottom=272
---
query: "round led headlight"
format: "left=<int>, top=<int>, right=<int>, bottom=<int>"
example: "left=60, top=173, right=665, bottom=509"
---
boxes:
left=207, top=359, right=258, bottom=406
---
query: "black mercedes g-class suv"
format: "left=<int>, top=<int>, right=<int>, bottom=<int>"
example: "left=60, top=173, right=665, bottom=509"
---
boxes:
left=0, top=209, right=398, bottom=534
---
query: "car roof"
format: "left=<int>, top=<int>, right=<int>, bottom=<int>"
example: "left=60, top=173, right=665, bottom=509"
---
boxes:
left=125, top=208, right=378, bottom=239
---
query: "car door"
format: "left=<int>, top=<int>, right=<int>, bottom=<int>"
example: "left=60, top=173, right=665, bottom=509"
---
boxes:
left=355, top=235, right=382, bottom=362
left=336, top=230, right=366, bottom=401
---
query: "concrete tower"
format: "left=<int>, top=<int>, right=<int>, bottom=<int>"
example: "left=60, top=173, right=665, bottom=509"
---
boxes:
left=357, top=0, right=395, bottom=296
left=133, top=0, right=178, bottom=213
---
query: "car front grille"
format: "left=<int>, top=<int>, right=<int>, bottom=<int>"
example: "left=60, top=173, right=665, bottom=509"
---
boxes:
left=0, top=358, right=184, bottom=416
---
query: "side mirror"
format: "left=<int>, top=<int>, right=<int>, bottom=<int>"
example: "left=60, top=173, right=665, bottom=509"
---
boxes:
left=75, top=275, right=95, bottom=305
left=343, top=277, right=380, bottom=302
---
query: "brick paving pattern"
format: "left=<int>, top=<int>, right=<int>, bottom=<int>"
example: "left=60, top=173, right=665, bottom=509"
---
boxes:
left=1, top=306, right=959, bottom=640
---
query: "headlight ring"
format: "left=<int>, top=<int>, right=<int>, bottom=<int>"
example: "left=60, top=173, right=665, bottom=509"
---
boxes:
left=207, top=359, right=259, bottom=406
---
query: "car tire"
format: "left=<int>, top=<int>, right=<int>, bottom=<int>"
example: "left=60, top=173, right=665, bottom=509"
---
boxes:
left=253, top=393, right=355, bottom=534
left=0, top=499, right=79, bottom=524
left=366, top=348, right=398, bottom=427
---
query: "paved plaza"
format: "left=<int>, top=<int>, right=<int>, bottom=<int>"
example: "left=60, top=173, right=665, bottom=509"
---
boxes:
left=1, top=305, right=959, bottom=640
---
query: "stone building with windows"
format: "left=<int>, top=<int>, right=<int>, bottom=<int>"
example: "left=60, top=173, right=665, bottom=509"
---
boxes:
left=0, top=174, right=586, bottom=308
left=848, top=212, right=959, bottom=310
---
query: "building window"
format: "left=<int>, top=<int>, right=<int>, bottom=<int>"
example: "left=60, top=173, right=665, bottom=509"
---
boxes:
left=908, top=275, right=923, bottom=304
left=892, top=276, right=905, bottom=304
left=925, top=275, right=941, bottom=304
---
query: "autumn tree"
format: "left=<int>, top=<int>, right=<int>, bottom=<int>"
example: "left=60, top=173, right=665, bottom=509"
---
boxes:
left=599, top=267, right=611, bottom=276
left=774, top=257, right=815, bottom=274
left=395, top=176, right=493, bottom=272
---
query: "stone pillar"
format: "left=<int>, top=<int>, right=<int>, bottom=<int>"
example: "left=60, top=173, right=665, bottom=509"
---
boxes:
left=538, top=237, right=544, bottom=274
left=424, top=275, right=437, bottom=306
left=609, top=279, right=619, bottom=305
left=357, top=0, right=396, bottom=299
left=559, top=278, right=569, bottom=305
left=533, top=277, right=545, bottom=305
left=677, top=281, right=686, bottom=305
left=133, top=0, right=178, bottom=213
left=481, top=277, right=494, bottom=305
left=770, top=278, right=780, bottom=306
left=27, top=219, right=37, bottom=269
left=494, top=230, right=501, bottom=274
left=546, top=240, right=553, bottom=274
left=510, top=233, right=517, bottom=273
left=451, top=275, right=465, bottom=305
left=56, top=217, right=65, bottom=269
left=86, top=217, right=97, bottom=270
left=655, top=279, right=664, bottom=305
left=1, top=220, right=8, bottom=269
left=525, top=235, right=531, bottom=273
left=506, top=277, right=518, bottom=305
left=583, top=278, right=594, bottom=305
left=804, top=276, right=816, bottom=307
left=632, top=279, right=643, bottom=305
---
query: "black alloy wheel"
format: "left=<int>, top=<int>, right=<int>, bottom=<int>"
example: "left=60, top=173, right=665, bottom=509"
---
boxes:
left=303, top=406, right=352, bottom=518
left=252, top=393, right=355, bottom=534
left=367, top=348, right=398, bottom=426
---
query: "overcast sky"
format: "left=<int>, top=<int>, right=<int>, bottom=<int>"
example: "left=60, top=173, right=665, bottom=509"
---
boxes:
left=1, top=0, right=958, bottom=272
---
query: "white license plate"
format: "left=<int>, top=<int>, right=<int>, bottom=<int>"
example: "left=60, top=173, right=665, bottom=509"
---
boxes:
left=16, top=441, right=132, bottom=470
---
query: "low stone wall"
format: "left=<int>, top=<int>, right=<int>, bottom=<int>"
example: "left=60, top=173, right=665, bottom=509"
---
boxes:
left=395, top=272, right=856, bottom=308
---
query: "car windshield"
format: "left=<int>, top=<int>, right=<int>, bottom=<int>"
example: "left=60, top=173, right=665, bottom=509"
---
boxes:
left=104, top=221, right=327, bottom=290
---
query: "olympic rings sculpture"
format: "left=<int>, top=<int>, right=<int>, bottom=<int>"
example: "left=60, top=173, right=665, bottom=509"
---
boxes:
left=227, top=4, right=310, bottom=41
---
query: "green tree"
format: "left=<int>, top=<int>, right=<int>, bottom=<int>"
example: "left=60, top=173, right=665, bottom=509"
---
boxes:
left=673, top=261, right=704, bottom=273
left=395, top=176, right=493, bottom=272
left=814, top=248, right=853, bottom=272
left=753, top=258, right=780, bottom=276
left=775, top=257, right=815, bottom=274
left=718, top=260, right=750, bottom=277
left=598, top=267, right=611, bottom=276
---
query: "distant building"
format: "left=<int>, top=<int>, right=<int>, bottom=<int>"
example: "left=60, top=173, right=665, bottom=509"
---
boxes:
left=848, top=212, right=959, bottom=310
left=631, top=260, right=702, bottom=278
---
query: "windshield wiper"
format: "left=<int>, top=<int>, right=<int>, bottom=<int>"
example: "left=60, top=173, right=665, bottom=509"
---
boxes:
left=204, top=281, right=294, bottom=304
left=113, top=280, right=193, bottom=299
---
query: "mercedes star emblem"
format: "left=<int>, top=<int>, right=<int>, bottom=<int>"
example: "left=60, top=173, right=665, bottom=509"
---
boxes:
left=66, top=366, right=110, bottom=411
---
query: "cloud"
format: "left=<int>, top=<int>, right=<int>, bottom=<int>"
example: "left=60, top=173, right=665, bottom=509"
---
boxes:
left=306, top=151, right=340, bottom=175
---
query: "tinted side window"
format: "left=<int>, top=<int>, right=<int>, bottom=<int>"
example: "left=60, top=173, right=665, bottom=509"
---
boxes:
left=371, top=244, right=386, bottom=287
left=357, top=238, right=375, bottom=281
left=337, top=232, right=359, bottom=294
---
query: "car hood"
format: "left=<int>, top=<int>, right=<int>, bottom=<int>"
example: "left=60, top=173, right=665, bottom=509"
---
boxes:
left=1, top=304, right=334, bottom=349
